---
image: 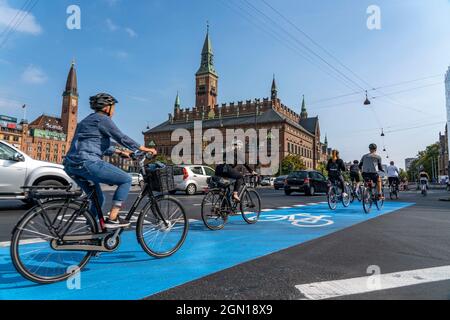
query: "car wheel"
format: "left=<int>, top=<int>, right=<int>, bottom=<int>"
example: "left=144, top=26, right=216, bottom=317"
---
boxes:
left=186, top=184, right=197, bottom=195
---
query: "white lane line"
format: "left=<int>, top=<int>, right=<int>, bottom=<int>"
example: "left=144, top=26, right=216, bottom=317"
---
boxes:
left=307, top=203, right=320, bottom=206
left=278, top=206, right=292, bottom=209
left=261, top=209, right=275, bottom=212
left=293, top=205, right=306, bottom=207
left=0, top=238, right=45, bottom=248
left=295, top=265, right=450, bottom=300
left=193, top=204, right=202, bottom=207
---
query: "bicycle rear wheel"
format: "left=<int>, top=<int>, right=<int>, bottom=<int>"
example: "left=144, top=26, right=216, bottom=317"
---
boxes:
left=240, top=189, right=261, bottom=224
left=342, top=184, right=351, bottom=207
left=10, top=201, right=97, bottom=284
left=201, top=190, right=228, bottom=230
left=362, top=188, right=372, bottom=214
left=137, top=196, right=188, bottom=258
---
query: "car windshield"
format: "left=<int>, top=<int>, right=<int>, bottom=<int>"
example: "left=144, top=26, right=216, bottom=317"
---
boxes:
left=289, top=171, right=308, bottom=179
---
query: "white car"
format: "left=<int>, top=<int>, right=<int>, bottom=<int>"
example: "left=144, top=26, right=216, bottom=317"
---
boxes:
left=0, top=141, right=75, bottom=202
left=260, top=177, right=276, bottom=186
left=130, top=172, right=143, bottom=186
left=172, top=165, right=216, bottom=195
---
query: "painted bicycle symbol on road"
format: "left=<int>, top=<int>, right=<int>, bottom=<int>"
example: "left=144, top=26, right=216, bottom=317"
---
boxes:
left=259, top=212, right=334, bottom=228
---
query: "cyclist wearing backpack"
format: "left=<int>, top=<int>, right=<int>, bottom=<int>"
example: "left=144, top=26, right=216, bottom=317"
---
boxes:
left=350, top=160, right=361, bottom=188
left=63, top=93, right=157, bottom=229
left=359, top=143, right=384, bottom=200
left=326, top=150, right=347, bottom=197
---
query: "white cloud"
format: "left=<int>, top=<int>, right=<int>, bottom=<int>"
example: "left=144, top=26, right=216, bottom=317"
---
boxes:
left=106, top=18, right=118, bottom=31
left=125, top=27, right=137, bottom=38
left=0, top=0, right=42, bottom=35
left=106, top=18, right=137, bottom=38
left=21, top=65, right=47, bottom=84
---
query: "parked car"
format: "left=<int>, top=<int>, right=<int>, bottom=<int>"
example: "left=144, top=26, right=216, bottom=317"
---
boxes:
left=0, top=140, right=75, bottom=203
left=130, top=172, right=143, bottom=186
left=172, top=165, right=216, bottom=195
left=260, top=176, right=276, bottom=186
left=284, top=170, right=328, bottom=196
left=274, top=175, right=288, bottom=190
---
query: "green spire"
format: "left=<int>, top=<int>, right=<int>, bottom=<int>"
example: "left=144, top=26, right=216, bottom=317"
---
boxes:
left=174, top=91, right=180, bottom=108
left=300, top=95, right=308, bottom=119
left=324, top=134, right=328, bottom=146
left=196, top=24, right=217, bottom=76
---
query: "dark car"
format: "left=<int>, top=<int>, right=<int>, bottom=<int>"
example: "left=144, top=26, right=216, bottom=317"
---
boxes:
left=284, top=170, right=328, bottom=196
left=274, top=175, right=288, bottom=190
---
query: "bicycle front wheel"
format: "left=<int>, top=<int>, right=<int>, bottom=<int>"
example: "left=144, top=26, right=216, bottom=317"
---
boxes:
left=136, top=196, right=188, bottom=258
left=10, top=201, right=97, bottom=284
left=201, top=190, right=228, bottom=230
left=327, top=187, right=338, bottom=210
left=240, top=189, right=261, bottom=224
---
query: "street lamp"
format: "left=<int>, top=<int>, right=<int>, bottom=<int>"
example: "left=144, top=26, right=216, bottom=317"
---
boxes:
left=364, top=91, right=371, bottom=105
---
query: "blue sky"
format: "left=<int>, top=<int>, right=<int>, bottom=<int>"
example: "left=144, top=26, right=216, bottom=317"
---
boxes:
left=0, top=0, right=449, bottom=169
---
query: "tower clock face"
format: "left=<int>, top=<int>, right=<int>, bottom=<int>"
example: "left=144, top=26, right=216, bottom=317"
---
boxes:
left=199, top=78, right=206, bottom=86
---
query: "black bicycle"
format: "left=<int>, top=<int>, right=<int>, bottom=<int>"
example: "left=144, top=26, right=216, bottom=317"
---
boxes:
left=10, top=152, right=189, bottom=284
left=361, top=178, right=384, bottom=214
left=389, top=179, right=400, bottom=200
left=201, top=176, right=261, bottom=230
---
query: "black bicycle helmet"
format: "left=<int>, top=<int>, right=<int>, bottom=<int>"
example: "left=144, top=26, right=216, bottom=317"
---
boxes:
left=353, top=160, right=359, bottom=164
left=89, top=93, right=118, bottom=111
left=369, top=143, right=377, bottom=150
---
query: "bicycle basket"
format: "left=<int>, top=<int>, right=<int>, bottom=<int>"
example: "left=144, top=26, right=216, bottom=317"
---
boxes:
left=145, top=165, right=175, bottom=192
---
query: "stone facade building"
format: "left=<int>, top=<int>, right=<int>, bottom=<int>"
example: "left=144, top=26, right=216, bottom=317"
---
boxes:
left=438, top=124, right=448, bottom=176
left=145, top=29, right=329, bottom=172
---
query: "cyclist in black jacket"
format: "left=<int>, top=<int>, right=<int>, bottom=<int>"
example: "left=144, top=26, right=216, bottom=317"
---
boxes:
left=215, top=142, right=256, bottom=203
left=326, top=150, right=347, bottom=197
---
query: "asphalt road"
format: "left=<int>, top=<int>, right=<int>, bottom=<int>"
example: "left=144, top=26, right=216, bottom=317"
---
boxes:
left=1, top=187, right=449, bottom=300
left=147, top=189, right=450, bottom=300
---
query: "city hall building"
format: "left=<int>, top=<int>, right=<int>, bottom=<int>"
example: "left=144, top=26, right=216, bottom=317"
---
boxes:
left=145, top=30, right=330, bottom=171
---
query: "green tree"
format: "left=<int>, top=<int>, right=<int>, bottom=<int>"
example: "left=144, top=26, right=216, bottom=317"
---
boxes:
left=407, top=143, right=439, bottom=181
left=280, top=154, right=306, bottom=175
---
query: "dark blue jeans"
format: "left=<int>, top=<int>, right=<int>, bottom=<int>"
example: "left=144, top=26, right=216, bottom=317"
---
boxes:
left=64, top=159, right=132, bottom=218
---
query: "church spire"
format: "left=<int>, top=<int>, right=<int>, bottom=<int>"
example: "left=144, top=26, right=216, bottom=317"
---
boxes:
left=271, top=74, right=277, bottom=100
left=324, top=134, right=328, bottom=146
left=300, top=95, right=308, bottom=119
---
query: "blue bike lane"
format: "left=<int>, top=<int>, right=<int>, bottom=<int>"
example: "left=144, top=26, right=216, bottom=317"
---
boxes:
left=0, top=201, right=414, bottom=300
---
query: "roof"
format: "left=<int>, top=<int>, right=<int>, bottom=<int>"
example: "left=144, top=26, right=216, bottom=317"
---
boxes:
left=146, top=108, right=315, bottom=136
left=29, top=115, right=64, bottom=132
left=196, top=30, right=217, bottom=77
left=299, top=116, right=319, bottom=134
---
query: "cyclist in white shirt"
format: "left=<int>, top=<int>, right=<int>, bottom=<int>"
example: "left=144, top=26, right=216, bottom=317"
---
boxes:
left=386, top=161, right=400, bottom=190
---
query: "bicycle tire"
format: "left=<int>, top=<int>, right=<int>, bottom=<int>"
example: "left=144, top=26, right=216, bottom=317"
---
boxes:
left=362, top=187, right=372, bottom=214
left=201, top=190, right=228, bottom=230
left=240, top=189, right=262, bottom=224
left=327, top=187, right=338, bottom=210
left=136, top=195, right=188, bottom=258
left=11, top=201, right=97, bottom=284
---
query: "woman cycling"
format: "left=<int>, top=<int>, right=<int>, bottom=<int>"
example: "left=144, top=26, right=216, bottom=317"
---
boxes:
left=326, top=150, right=348, bottom=198
left=63, top=93, right=156, bottom=229
left=215, top=141, right=257, bottom=203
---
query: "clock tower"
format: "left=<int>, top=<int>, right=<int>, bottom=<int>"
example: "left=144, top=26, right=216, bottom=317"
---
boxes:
left=61, top=61, right=78, bottom=143
left=195, top=26, right=218, bottom=110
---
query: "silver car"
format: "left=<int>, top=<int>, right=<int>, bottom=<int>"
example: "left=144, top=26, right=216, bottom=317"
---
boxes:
left=171, top=165, right=216, bottom=195
left=0, top=141, right=75, bottom=202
